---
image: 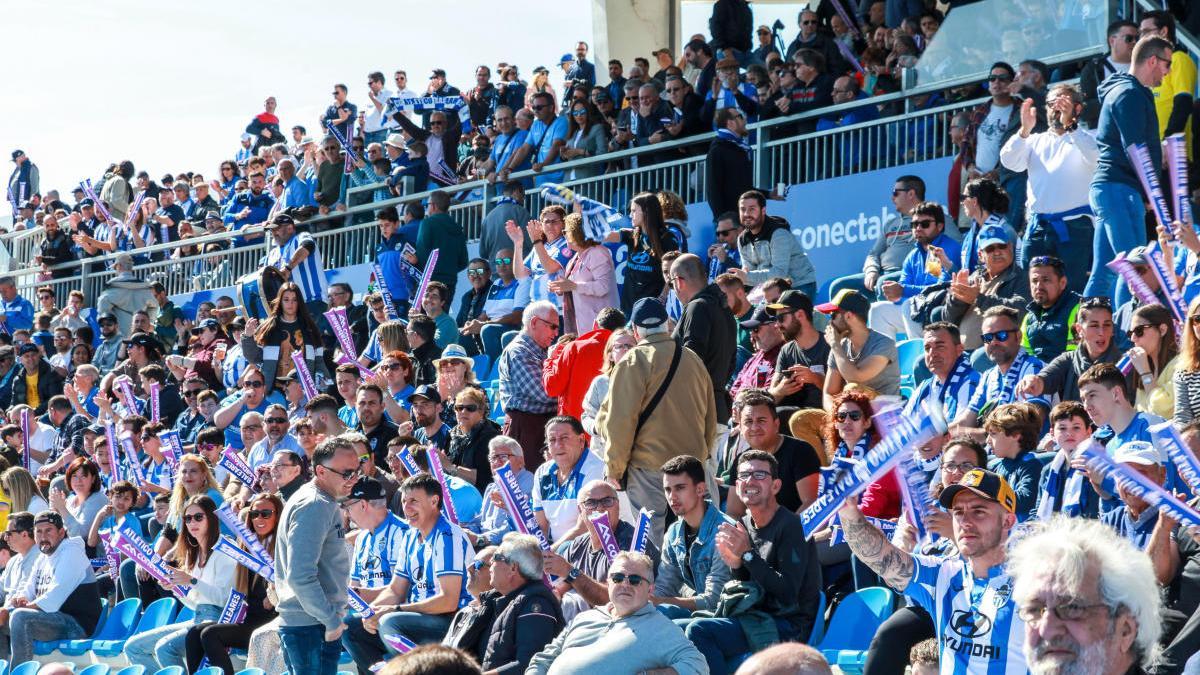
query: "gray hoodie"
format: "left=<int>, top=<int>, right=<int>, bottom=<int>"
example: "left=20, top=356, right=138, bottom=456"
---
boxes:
left=275, top=480, right=349, bottom=632
left=96, top=273, right=158, bottom=336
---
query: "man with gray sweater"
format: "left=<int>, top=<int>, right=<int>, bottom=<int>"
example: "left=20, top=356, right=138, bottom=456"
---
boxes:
left=275, top=436, right=361, bottom=675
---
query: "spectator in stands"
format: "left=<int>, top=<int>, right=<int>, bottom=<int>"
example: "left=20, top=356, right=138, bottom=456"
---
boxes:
left=507, top=205, right=570, bottom=312
left=214, top=364, right=285, bottom=451
left=982, top=402, right=1044, bottom=521
left=345, top=473, right=471, bottom=667
left=547, top=213, right=618, bottom=335
left=730, top=307, right=784, bottom=400
left=1000, top=84, right=1097, bottom=291
left=543, top=307, right=624, bottom=421
left=1174, top=298, right=1200, bottom=424
left=362, top=72, right=397, bottom=146
left=652, top=455, right=734, bottom=620
left=386, top=140, right=430, bottom=194
left=0, top=510, right=102, bottom=666
left=1127, top=303, right=1179, bottom=420
left=468, top=436, right=533, bottom=548
left=275, top=436, right=359, bottom=675
left=958, top=177, right=1014, bottom=277
left=343, top=476, right=407, bottom=600
left=442, top=386, right=499, bottom=493
left=35, top=214, right=75, bottom=279
left=418, top=281, right=458, bottom=350
left=903, top=322, right=979, bottom=421
left=1084, top=36, right=1174, bottom=302
left=672, top=252, right=736, bottom=446
left=508, top=91, right=569, bottom=186
left=942, top=224, right=1029, bottom=350
left=1081, top=21, right=1138, bottom=129
left=560, top=99, right=610, bottom=180
left=321, top=83, right=357, bottom=140
left=10, top=342, right=62, bottom=415
left=1021, top=256, right=1081, bottom=364
left=1021, top=297, right=1120, bottom=403
left=830, top=175, right=922, bottom=301
left=497, top=301, right=559, bottom=467
left=531, top=415, right=605, bottom=549
left=869, top=201, right=961, bottom=340
left=464, top=66, right=500, bottom=130
left=1034, top=401, right=1100, bottom=521
left=404, top=191, right=468, bottom=302
left=785, top=9, right=840, bottom=71
left=266, top=214, right=329, bottom=316
left=1140, top=10, right=1197, bottom=141
left=48, top=456, right=104, bottom=541
left=766, top=290, right=828, bottom=413
left=684, top=449, right=822, bottom=673
left=0, top=513, right=38, bottom=607
left=1095, top=440, right=1160, bottom=548
left=817, top=76, right=881, bottom=161
left=601, top=192, right=676, bottom=315
left=705, top=108, right=765, bottom=220
left=966, top=62, right=1027, bottom=231
left=479, top=180, right=529, bottom=260
left=222, top=172, right=273, bottom=244
left=1011, top=517, right=1162, bottom=675
left=528, top=551, right=706, bottom=674
left=818, top=289, right=901, bottom=403
left=734, top=190, right=816, bottom=299
left=391, top=107, right=460, bottom=188
left=124, top=494, right=235, bottom=671
left=0, top=277, right=34, bottom=334
left=724, top=390, right=821, bottom=516
left=241, top=282, right=326, bottom=393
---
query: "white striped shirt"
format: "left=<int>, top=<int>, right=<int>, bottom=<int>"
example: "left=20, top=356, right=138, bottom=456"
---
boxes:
left=267, top=232, right=328, bottom=304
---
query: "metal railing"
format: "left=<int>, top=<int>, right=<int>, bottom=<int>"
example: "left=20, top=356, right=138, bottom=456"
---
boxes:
left=11, top=45, right=1106, bottom=302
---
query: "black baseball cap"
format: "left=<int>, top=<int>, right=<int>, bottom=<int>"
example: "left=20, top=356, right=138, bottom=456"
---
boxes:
left=349, top=477, right=386, bottom=501
left=765, top=290, right=813, bottom=318
left=17, top=343, right=39, bottom=356
left=97, top=312, right=117, bottom=324
left=407, top=384, right=441, bottom=405
left=122, top=333, right=159, bottom=350
left=33, top=510, right=63, bottom=528
left=630, top=297, right=668, bottom=329
left=739, top=306, right=777, bottom=329
left=939, top=469, right=1017, bottom=514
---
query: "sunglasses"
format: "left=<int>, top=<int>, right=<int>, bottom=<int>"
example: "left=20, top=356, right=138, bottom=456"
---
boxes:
left=911, top=219, right=936, bottom=229
left=244, top=381, right=265, bottom=388
left=249, top=508, right=276, bottom=520
left=981, top=330, right=1013, bottom=343
left=321, top=464, right=362, bottom=480
left=494, top=257, right=512, bottom=265
left=571, top=110, right=587, bottom=116
left=1119, top=34, right=1137, bottom=44
left=467, top=269, right=487, bottom=277
left=430, top=121, right=445, bottom=126
left=455, top=404, right=481, bottom=413
left=265, top=417, right=288, bottom=424
left=835, top=410, right=863, bottom=422
left=988, top=74, right=1013, bottom=82
left=801, top=19, right=817, bottom=25
left=379, top=363, right=401, bottom=371
left=183, top=513, right=207, bottom=524
left=609, top=572, right=648, bottom=586
left=716, top=229, right=736, bottom=237
left=1130, top=324, right=1157, bottom=338
left=471, top=558, right=491, bottom=571
left=892, top=188, right=911, bottom=195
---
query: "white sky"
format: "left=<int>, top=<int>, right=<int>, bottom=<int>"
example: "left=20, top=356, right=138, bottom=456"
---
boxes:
left=0, top=0, right=594, bottom=208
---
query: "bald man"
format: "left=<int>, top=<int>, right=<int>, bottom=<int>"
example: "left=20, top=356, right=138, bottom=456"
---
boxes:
left=734, top=643, right=833, bottom=675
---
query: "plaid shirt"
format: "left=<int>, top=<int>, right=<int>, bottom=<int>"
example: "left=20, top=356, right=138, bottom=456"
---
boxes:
left=498, top=332, right=557, bottom=414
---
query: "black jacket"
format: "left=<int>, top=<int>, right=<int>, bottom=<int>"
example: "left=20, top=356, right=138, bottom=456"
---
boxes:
left=709, top=0, right=753, bottom=52
left=448, top=418, right=501, bottom=493
left=1079, top=54, right=1120, bottom=130
left=482, top=580, right=564, bottom=674
left=11, top=359, right=64, bottom=414
left=675, top=283, right=737, bottom=421
left=40, top=232, right=77, bottom=278
left=393, top=108, right=462, bottom=176
left=706, top=136, right=752, bottom=219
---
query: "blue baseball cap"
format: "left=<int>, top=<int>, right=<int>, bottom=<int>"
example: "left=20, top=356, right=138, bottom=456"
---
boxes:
left=560, top=54, right=574, bottom=64
left=630, top=298, right=668, bottom=329
left=978, top=225, right=1012, bottom=250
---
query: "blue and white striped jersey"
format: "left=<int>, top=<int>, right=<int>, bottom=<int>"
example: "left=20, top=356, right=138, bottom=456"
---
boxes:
left=351, top=512, right=410, bottom=590
left=531, top=448, right=606, bottom=542
left=267, top=231, right=329, bottom=304
left=395, top=515, right=472, bottom=609
left=906, top=555, right=1028, bottom=675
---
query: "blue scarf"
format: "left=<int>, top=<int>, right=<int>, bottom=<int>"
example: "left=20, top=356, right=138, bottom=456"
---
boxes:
left=1037, top=447, right=1086, bottom=520
left=998, top=352, right=1028, bottom=405
left=935, top=353, right=975, bottom=409
left=717, top=128, right=752, bottom=161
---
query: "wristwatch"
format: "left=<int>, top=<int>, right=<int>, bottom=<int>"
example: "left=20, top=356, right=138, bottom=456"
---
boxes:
left=741, top=551, right=755, bottom=564
left=566, top=567, right=581, bottom=584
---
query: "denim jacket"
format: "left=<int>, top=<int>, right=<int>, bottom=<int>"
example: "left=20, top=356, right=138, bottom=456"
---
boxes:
left=653, top=501, right=735, bottom=612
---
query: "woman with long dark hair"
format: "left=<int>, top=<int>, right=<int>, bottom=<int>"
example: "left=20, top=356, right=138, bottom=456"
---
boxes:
left=1174, top=297, right=1200, bottom=423
left=1127, top=303, right=1179, bottom=419
left=606, top=191, right=679, bottom=315
left=124, top=494, right=236, bottom=671
left=185, top=493, right=283, bottom=674
left=958, top=177, right=1014, bottom=275
left=242, top=282, right=327, bottom=392
left=560, top=100, right=609, bottom=180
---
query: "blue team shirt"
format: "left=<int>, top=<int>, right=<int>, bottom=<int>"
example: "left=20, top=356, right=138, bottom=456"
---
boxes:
left=524, top=116, right=569, bottom=184
left=907, top=556, right=1028, bottom=675
left=395, top=514, right=473, bottom=608
left=352, top=512, right=410, bottom=590
left=905, top=366, right=980, bottom=422
left=967, top=356, right=1044, bottom=416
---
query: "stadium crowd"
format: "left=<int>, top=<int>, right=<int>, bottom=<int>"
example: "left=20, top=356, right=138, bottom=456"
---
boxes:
left=3, top=1, right=1200, bottom=675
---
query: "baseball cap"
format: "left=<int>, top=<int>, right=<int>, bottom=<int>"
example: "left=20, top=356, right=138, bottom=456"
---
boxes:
left=97, top=312, right=117, bottom=324
left=978, top=225, right=1012, bottom=250
left=265, top=213, right=295, bottom=229
left=78, top=198, right=94, bottom=209
left=815, top=289, right=870, bottom=322
left=123, top=333, right=159, bottom=350
left=766, top=290, right=814, bottom=318
left=190, top=318, right=221, bottom=334
left=739, top=306, right=777, bottom=329
left=630, top=297, right=668, bottom=329
left=1112, top=440, right=1164, bottom=466
left=349, top=477, right=386, bottom=501
left=10, top=150, right=24, bottom=162
left=560, top=53, right=574, bottom=64
left=17, top=343, right=39, bottom=356
left=203, top=211, right=222, bottom=223
left=651, top=48, right=671, bottom=56
left=275, top=370, right=298, bottom=384
left=33, top=510, right=63, bottom=528
left=939, top=469, right=1017, bottom=514
left=407, top=384, right=442, bottom=405
left=1125, top=246, right=1150, bottom=265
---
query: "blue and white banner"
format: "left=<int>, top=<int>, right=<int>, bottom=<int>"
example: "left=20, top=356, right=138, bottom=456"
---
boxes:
left=588, top=511, right=621, bottom=562
left=219, top=447, right=256, bottom=487
left=1150, top=421, right=1200, bottom=495
left=494, top=464, right=550, bottom=552
left=426, top=445, right=459, bottom=525
left=396, top=446, right=422, bottom=477
left=214, top=535, right=275, bottom=582
left=630, top=509, right=652, bottom=553
left=347, top=587, right=374, bottom=617
left=1082, top=439, right=1200, bottom=528
left=216, top=502, right=275, bottom=566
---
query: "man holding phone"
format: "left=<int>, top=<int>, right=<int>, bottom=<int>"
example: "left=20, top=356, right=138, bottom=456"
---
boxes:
left=765, top=291, right=828, bottom=415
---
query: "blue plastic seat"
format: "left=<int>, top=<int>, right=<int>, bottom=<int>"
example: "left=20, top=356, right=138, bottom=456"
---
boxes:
left=115, top=667, right=146, bottom=675
left=174, top=605, right=195, bottom=623
left=10, top=662, right=41, bottom=675
left=59, top=597, right=142, bottom=655
left=235, top=669, right=267, bottom=675
left=818, top=587, right=895, bottom=674
left=92, top=597, right=178, bottom=657
left=153, top=667, right=185, bottom=675
left=896, top=338, right=924, bottom=387
left=78, top=665, right=112, bottom=675
left=33, top=598, right=108, bottom=655
left=809, top=591, right=828, bottom=646
left=194, top=668, right=223, bottom=675
left=472, top=355, right=490, bottom=380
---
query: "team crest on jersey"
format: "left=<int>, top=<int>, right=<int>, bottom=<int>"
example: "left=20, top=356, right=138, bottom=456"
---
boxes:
left=991, top=581, right=1012, bottom=608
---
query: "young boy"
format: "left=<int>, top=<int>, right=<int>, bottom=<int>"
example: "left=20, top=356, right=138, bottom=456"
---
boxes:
left=983, top=402, right=1045, bottom=522
left=909, top=637, right=939, bottom=675
left=1035, top=401, right=1106, bottom=520
left=87, top=480, right=145, bottom=578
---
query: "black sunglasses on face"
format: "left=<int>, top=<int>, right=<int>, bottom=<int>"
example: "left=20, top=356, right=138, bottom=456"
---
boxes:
left=911, top=219, right=936, bottom=229
left=609, top=572, right=648, bottom=586
left=455, top=404, right=481, bottom=413
left=183, top=513, right=206, bottom=523
left=981, top=330, right=1013, bottom=343
left=249, top=508, right=275, bottom=520
left=1130, top=324, right=1157, bottom=338
left=835, top=410, right=863, bottom=422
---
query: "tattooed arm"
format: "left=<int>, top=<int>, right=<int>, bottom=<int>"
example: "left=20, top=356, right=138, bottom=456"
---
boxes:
left=839, top=499, right=915, bottom=591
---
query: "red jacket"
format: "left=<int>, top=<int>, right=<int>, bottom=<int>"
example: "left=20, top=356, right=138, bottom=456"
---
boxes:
left=543, top=327, right=611, bottom=419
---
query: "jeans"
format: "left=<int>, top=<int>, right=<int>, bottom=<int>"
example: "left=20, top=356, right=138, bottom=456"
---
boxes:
left=1084, top=182, right=1145, bottom=306
left=1019, top=213, right=1095, bottom=294
left=343, top=613, right=452, bottom=674
left=683, top=616, right=764, bottom=675
left=124, top=603, right=222, bottom=670
left=5, top=608, right=87, bottom=665
left=480, top=324, right=518, bottom=364
left=1002, top=172, right=1028, bottom=234
left=280, top=623, right=344, bottom=675
left=828, top=270, right=902, bottom=303
left=656, top=604, right=693, bottom=620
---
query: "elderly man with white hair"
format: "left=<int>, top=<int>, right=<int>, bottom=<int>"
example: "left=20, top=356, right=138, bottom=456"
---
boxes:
left=469, top=435, right=535, bottom=548
left=497, top=300, right=560, bottom=469
left=1009, top=516, right=1162, bottom=675
left=526, top=551, right=708, bottom=675
left=471, top=533, right=563, bottom=673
